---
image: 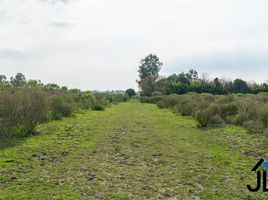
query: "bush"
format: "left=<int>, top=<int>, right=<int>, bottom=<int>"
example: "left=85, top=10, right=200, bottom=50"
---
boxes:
left=235, top=111, right=250, bottom=126
left=210, top=115, right=225, bottom=125
left=51, top=95, right=74, bottom=120
left=156, top=100, right=165, bottom=109
left=139, top=96, right=151, bottom=103
left=91, top=104, right=106, bottom=111
left=91, top=93, right=110, bottom=111
left=111, top=94, right=129, bottom=103
left=219, top=103, right=239, bottom=120
left=156, top=94, right=180, bottom=108
left=139, top=92, right=268, bottom=133
left=79, top=92, right=96, bottom=109
left=0, top=89, right=50, bottom=136
left=152, top=91, right=162, bottom=97
left=174, top=100, right=198, bottom=116
left=243, top=120, right=264, bottom=133
left=257, top=106, right=268, bottom=128
left=140, top=96, right=162, bottom=104
left=18, top=89, right=50, bottom=134
left=0, top=78, right=129, bottom=139
left=195, top=109, right=210, bottom=127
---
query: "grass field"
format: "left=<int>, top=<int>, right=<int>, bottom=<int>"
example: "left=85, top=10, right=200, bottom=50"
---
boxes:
left=0, top=100, right=266, bottom=199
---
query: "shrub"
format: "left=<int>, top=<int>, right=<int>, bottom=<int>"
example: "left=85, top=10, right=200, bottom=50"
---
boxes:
left=17, top=89, right=50, bottom=134
left=152, top=91, right=162, bottom=97
left=219, top=103, right=239, bottom=120
left=206, top=103, right=220, bottom=116
left=111, top=94, right=129, bottom=103
left=79, top=92, right=96, bottom=109
left=157, top=94, right=180, bottom=108
left=174, top=100, right=198, bottom=116
left=235, top=111, right=250, bottom=126
left=243, top=120, right=264, bottom=133
left=140, top=96, right=151, bottom=103
left=140, top=96, right=162, bottom=104
left=156, top=100, right=165, bottom=109
left=0, top=89, right=50, bottom=136
left=51, top=95, right=74, bottom=120
left=257, top=106, right=268, bottom=128
left=195, top=109, right=210, bottom=127
left=141, top=92, right=268, bottom=133
left=91, top=104, right=106, bottom=111
left=0, top=91, right=19, bottom=136
left=209, top=114, right=225, bottom=125
left=91, top=93, right=110, bottom=111
left=216, top=95, right=236, bottom=104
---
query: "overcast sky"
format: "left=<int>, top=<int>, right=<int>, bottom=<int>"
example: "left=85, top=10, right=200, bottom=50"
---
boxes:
left=0, top=0, right=268, bottom=90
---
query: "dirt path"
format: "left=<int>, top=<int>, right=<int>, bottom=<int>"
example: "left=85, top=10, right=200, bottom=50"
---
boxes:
left=0, top=101, right=265, bottom=199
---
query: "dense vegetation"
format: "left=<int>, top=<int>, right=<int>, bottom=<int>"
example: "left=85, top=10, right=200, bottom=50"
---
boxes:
left=0, top=55, right=267, bottom=199
left=138, top=54, right=268, bottom=96
left=140, top=93, right=268, bottom=133
left=138, top=54, right=268, bottom=134
left=0, top=101, right=265, bottom=199
left=0, top=73, right=129, bottom=138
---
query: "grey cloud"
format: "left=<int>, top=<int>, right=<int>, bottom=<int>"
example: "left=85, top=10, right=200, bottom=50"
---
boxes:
left=1, top=0, right=268, bottom=90
left=0, top=50, right=27, bottom=60
left=162, top=50, right=268, bottom=84
left=165, top=51, right=268, bottom=73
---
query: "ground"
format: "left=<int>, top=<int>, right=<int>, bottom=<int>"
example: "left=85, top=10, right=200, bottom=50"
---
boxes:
left=0, top=100, right=267, bottom=199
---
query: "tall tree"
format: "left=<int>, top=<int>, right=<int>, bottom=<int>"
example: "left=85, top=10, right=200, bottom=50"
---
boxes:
left=212, top=78, right=223, bottom=94
left=138, top=54, right=162, bottom=84
left=125, top=88, right=136, bottom=98
left=0, top=75, right=7, bottom=84
left=138, top=54, right=162, bottom=96
left=186, top=69, right=198, bottom=80
left=10, top=73, right=26, bottom=87
left=233, top=79, right=250, bottom=94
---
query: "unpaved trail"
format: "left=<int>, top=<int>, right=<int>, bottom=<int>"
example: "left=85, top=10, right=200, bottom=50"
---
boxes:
left=0, top=101, right=265, bottom=199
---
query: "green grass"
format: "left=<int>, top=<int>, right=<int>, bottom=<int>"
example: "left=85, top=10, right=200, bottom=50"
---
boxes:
left=0, top=100, right=267, bottom=199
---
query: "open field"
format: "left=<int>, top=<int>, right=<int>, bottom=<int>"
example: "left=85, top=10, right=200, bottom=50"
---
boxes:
left=0, top=100, right=266, bottom=199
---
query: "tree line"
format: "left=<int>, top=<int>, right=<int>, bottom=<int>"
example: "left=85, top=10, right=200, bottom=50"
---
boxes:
left=138, top=54, right=268, bottom=96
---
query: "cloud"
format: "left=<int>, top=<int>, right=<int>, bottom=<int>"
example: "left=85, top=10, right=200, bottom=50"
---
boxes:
left=165, top=50, right=268, bottom=70
left=1, top=0, right=268, bottom=90
left=163, top=48, right=268, bottom=83
left=41, top=0, right=74, bottom=4
left=0, top=50, right=27, bottom=60
left=50, top=21, right=74, bottom=28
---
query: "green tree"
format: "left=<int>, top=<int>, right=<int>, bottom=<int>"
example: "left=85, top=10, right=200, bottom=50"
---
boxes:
left=125, top=88, right=136, bottom=98
left=26, top=80, right=42, bottom=88
left=138, top=54, right=162, bottom=96
left=140, top=75, right=158, bottom=96
left=10, top=73, right=26, bottom=87
left=233, top=79, right=250, bottom=94
left=155, top=77, right=167, bottom=95
left=45, top=83, right=61, bottom=91
left=212, top=78, right=224, bottom=94
left=0, top=75, right=7, bottom=84
left=138, top=54, right=162, bottom=84
left=186, top=69, right=198, bottom=80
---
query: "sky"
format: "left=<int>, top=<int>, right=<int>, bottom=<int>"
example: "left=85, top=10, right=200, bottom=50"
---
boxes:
left=0, top=0, right=268, bottom=90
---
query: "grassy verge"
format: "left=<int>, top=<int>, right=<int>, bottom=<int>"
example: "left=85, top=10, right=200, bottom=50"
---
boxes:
left=0, top=100, right=266, bottom=199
